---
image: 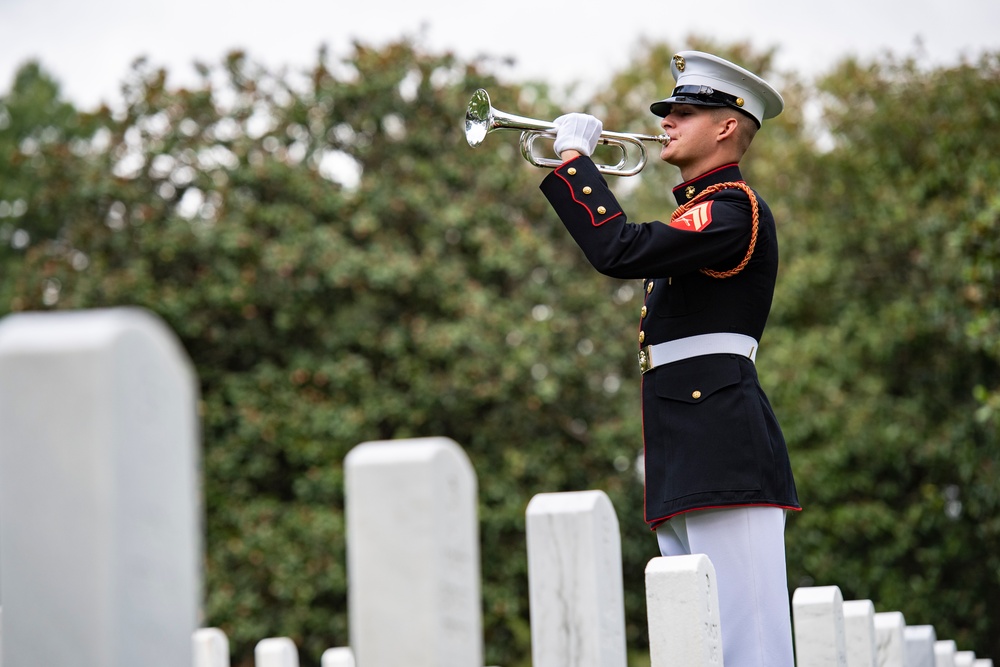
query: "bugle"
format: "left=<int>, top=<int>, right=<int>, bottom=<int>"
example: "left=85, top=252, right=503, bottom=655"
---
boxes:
left=465, top=88, right=669, bottom=177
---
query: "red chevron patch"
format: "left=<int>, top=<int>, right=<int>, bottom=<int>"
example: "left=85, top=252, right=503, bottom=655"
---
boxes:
left=668, top=201, right=714, bottom=232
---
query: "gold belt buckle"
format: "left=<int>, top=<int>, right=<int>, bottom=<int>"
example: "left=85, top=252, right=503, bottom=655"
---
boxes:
left=638, top=346, right=652, bottom=374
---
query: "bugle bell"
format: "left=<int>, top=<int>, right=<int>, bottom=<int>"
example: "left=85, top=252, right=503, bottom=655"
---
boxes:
left=465, top=88, right=669, bottom=177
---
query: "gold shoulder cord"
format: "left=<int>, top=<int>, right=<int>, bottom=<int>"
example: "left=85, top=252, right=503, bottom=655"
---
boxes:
left=669, top=181, right=760, bottom=279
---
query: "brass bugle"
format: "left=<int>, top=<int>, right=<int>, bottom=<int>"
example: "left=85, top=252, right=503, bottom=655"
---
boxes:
left=465, top=88, right=670, bottom=177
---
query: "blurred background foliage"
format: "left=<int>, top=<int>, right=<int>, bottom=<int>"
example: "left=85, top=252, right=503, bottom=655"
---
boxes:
left=1, top=35, right=998, bottom=667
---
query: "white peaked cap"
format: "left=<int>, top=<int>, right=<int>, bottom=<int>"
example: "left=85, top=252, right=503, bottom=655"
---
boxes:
left=650, top=51, right=784, bottom=126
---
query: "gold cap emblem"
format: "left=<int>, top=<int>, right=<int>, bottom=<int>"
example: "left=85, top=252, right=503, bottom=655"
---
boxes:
left=673, top=55, right=686, bottom=72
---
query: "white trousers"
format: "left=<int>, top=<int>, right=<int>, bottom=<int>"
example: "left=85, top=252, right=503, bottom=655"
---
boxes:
left=655, top=506, right=794, bottom=667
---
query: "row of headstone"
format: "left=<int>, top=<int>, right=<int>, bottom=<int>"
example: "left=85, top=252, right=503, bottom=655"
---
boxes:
left=192, top=437, right=724, bottom=667
left=189, top=575, right=994, bottom=667
left=791, top=585, right=993, bottom=667
left=193, top=628, right=355, bottom=667
left=0, top=308, right=993, bottom=667
left=347, top=435, right=732, bottom=667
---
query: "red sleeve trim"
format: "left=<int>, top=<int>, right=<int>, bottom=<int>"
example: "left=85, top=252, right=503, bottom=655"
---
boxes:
left=554, top=158, right=623, bottom=227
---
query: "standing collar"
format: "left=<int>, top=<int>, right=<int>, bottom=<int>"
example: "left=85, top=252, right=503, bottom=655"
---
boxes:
left=672, top=163, right=744, bottom=205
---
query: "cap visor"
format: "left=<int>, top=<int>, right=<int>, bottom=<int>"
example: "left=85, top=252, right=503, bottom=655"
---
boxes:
left=650, top=95, right=728, bottom=117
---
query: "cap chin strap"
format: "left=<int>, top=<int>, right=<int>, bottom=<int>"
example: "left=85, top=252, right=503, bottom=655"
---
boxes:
left=671, top=84, right=744, bottom=109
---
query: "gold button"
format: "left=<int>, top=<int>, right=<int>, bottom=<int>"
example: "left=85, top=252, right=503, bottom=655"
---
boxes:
left=640, top=306, right=647, bottom=318
left=646, top=282, right=654, bottom=294
left=692, top=390, right=702, bottom=399
left=597, top=206, right=607, bottom=214
left=638, top=330, right=645, bottom=344
left=582, top=186, right=593, bottom=195
left=567, top=167, right=577, bottom=175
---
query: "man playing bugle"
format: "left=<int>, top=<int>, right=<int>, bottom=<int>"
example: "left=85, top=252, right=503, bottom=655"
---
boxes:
left=540, top=51, right=801, bottom=667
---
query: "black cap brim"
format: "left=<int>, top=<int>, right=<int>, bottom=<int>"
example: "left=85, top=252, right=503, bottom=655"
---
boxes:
left=649, top=95, right=728, bottom=118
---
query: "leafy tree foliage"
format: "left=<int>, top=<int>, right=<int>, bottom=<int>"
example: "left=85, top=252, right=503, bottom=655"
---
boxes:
left=1, top=38, right=998, bottom=665
left=769, top=52, right=1000, bottom=654
left=1, top=43, right=648, bottom=666
left=0, top=61, right=104, bottom=273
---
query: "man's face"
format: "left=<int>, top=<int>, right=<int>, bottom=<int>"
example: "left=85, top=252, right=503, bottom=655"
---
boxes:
left=658, top=104, right=722, bottom=167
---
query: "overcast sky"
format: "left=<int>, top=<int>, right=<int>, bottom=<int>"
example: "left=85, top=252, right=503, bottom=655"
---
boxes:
left=1, top=0, right=998, bottom=109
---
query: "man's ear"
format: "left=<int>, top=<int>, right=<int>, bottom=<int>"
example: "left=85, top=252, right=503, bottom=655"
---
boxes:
left=716, top=116, right=739, bottom=142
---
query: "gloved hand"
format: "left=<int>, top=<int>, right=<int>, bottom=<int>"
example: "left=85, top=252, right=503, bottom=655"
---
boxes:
left=552, top=113, right=603, bottom=158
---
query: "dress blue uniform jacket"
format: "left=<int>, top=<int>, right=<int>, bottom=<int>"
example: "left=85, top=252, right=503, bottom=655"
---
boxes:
left=540, top=156, right=800, bottom=528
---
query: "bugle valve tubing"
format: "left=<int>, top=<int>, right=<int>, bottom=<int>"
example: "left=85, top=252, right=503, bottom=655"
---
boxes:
left=464, top=88, right=669, bottom=177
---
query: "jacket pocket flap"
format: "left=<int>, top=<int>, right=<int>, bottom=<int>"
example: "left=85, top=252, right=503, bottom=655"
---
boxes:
left=653, top=356, right=741, bottom=404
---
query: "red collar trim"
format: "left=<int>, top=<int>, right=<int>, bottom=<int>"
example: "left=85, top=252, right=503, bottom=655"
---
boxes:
left=672, top=163, right=741, bottom=193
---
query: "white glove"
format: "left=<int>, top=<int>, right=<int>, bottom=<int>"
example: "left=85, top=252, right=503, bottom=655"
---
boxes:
left=552, top=113, right=603, bottom=157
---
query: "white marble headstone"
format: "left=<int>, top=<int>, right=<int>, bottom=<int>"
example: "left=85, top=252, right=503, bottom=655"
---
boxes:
left=255, top=637, right=299, bottom=667
left=645, top=554, right=723, bottom=667
left=935, top=639, right=958, bottom=667
left=526, top=490, right=626, bottom=667
left=874, top=611, right=907, bottom=667
left=792, top=585, right=848, bottom=667
left=842, top=599, right=877, bottom=667
left=344, top=437, right=482, bottom=667
left=193, top=628, right=230, bottom=667
left=321, top=646, right=356, bottom=667
left=956, top=652, right=978, bottom=667
left=905, top=625, right=938, bottom=667
left=0, top=308, right=202, bottom=667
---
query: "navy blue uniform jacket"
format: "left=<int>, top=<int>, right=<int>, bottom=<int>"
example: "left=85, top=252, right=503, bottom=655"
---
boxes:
left=540, top=156, right=800, bottom=528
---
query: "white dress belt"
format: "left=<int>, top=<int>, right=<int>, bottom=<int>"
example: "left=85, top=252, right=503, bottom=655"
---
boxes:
left=639, top=333, right=758, bottom=374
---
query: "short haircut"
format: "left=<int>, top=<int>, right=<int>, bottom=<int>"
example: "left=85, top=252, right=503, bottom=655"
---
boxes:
left=708, top=106, right=758, bottom=156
